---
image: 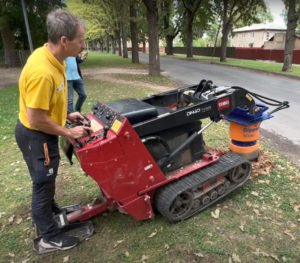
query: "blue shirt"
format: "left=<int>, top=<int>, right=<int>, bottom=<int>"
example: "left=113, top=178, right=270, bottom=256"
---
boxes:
left=65, top=57, right=81, bottom=80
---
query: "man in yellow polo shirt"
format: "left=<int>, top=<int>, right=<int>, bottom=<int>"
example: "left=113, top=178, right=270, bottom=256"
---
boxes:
left=15, top=9, right=91, bottom=251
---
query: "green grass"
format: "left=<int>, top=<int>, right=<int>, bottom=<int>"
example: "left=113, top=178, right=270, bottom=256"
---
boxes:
left=0, top=86, right=19, bottom=138
left=104, top=73, right=181, bottom=87
left=171, top=54, right=300, bottom=78
left=0, top=53, right=300, bottom=263
left=81, top=52, right=148, bottom=69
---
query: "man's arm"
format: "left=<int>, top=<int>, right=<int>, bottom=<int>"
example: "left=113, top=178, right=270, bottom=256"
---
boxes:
left=27, top=108, right=90, bottom=139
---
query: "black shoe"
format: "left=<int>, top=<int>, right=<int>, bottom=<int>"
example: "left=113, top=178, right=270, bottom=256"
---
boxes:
left=40, top=233, right=79, bottom=250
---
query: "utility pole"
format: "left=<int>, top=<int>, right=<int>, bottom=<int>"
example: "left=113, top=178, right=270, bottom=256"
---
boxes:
left=20, top=0, right=33, bottom=53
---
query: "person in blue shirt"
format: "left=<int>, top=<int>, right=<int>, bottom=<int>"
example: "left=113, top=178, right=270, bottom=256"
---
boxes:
left=65, top=53, right=87, bottom=113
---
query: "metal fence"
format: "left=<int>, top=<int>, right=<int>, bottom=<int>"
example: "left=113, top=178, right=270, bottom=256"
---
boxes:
left=234, top=48, right=300, bottom=64
left=172, top=47, right=236, bottom=58
left=171, top=47, right=300, bottom=64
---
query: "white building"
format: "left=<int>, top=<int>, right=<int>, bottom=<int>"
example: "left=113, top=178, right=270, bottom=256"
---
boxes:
left=232, top=23, right=286, bottom=48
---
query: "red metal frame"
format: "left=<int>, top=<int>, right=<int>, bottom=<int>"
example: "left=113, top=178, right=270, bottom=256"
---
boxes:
left=66, top=113, right=219, bottom=222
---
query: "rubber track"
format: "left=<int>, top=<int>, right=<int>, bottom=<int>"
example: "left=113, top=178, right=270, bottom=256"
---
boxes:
left=155, top=152, right=251, bottom=222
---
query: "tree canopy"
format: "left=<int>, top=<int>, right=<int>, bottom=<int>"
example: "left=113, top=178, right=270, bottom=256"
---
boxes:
left=0, top=0, right=64, bottom=65
left=1, top=0, right=299, bottom=72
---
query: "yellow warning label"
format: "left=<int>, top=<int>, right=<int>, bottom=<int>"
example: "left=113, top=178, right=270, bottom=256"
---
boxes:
left=111, top=119, right=122, bottom=133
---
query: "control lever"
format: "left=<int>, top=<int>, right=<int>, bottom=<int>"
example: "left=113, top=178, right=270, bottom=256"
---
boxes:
left=74, top=116, right=92, bottom=148
left=75, top=139, right=84, bottom=148
left=103, top=126, right=109, bottom=139
left=83, top=115, right=91, bottom=127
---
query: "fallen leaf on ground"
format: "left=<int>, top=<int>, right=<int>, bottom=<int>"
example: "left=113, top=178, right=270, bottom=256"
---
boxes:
left=253, top=248, right=269, bottom=257
left=0, top=212, right=6, bottom=218
left=270, top=254, right=280, bottom=262
left=232, top=253, right=241, bottom=263
left=284, top=229, right=296, bottom=241
left=252, top=249, right=280, bottom=262
left=16, top=217, right=23, bottom=224
left=148, top=230, right=157, bottom=238
left=246, top=201, right=253, bottom=207
left=113, top=240, right=124, bottom=248
left=253, top=209, right=260, bottom=216
left=293, top=204, right=300, bottom=212
left=239, top=222, right=245, bottom=232
left=8, top=215, right=15, bottom=224
left=251, top=191, right=259, bottom=197
left=211, top=208, right=220, bottom=219
left=251, top=152, right=273, bottom=177
left=257, top=180, right=271, bottom=185
left=141, top=255, right=149, bottom=262
left=194, top=252, right=204, bottom=258
left=63, top=256, right=70, bottom=262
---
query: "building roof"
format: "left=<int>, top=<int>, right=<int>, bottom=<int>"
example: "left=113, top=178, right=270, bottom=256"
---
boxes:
left=233, top=22, right=286, bottom=33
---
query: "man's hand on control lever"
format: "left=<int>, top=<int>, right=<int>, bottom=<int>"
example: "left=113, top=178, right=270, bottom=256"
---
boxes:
left=67, top=112, right=85, bottom=123
left=67, top=112, right=93, bottom=139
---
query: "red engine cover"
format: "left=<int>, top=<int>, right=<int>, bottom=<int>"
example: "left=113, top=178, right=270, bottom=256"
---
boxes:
left=71, top=108, right=218, bottom=221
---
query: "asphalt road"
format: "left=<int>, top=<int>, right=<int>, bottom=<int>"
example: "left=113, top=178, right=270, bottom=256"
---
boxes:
left=138, top=53, right=300, bottom=164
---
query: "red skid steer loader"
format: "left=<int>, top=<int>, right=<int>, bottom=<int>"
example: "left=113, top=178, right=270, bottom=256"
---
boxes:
left=34, top=79, right=289, bottom=254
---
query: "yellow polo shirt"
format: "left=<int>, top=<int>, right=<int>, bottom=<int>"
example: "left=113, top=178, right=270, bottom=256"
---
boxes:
left=18, top=44, right=67, bottom=129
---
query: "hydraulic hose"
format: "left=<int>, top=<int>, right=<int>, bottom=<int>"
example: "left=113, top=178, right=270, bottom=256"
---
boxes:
left=230, top=86, right=289, bottom=114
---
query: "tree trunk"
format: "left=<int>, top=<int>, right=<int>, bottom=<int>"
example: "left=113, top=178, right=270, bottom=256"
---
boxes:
left=120, top=20, right=128, bottom=58
left=112, top=37, right=116, bottom=54
left=165, top=35, right=175, bottom=55
left=212, top=22, right=221, bottom=58
left=182, top=0, right=203, bottom=58
left=106, top=35, right=110, bottom=53
left=130, top=2, right=139, bottom=63
left=282, top=0, right=298, bottom=72
left=114, top=29, right=122, bottom=56
left=143, top=0, right=160, bottom=76
left=0, top=25, right=19, bottom=67
left=186, top=10, right=194, bottom=58
left=220, top=0, right=229, bottom=62
left=99, top=40, right=104, bottom=52
left=220, top=25, right=230, bottom=62
left=162, top=0, right=176, bottom=56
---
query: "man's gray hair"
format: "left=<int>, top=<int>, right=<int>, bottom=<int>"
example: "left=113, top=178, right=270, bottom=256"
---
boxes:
left=47, top=9, right=84, bottom=44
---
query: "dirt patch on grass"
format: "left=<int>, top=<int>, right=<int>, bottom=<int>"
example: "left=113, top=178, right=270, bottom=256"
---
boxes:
left=0, top=67, right=174, bottom=92
left=83, top=68, right=148, bottom=75
left=82, top=67, right=173, bottom=92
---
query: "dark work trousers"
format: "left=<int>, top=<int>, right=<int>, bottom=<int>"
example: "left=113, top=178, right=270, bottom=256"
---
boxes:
left=15, top=120, right=60, bottom=240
